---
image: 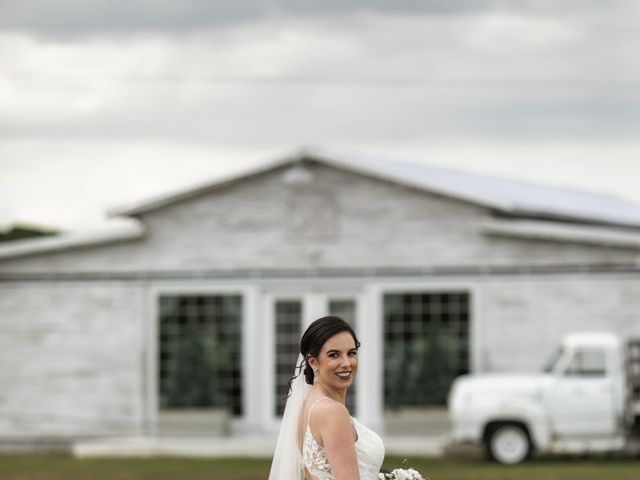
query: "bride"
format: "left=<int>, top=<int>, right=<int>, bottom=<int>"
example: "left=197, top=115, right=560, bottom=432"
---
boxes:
left=268, top=316, right=385, bottom=480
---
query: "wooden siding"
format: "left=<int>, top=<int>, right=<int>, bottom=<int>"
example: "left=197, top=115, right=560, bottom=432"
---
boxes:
left=476, top=273, right=640, bottom=372
left=0, top=282, right=146, bottom=438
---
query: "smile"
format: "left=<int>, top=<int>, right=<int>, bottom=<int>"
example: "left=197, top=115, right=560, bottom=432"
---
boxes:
left=336, top=371, right=352, bottom=379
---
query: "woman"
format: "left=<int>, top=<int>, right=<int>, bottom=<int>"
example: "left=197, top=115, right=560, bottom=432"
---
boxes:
left=268, top=316, right=385, bottom=480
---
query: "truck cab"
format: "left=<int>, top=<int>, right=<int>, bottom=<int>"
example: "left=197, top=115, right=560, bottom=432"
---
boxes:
left=448, top=332, right=637, bottom=464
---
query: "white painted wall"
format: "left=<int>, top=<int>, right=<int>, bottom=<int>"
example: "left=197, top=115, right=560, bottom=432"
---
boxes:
left=476, top=273, right=640, bottom=373
left=0, top=281, right=147, bottom=438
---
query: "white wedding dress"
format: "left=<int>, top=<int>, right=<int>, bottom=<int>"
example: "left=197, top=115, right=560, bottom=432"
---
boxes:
left=267, top=355, right=384, bottom=480
left=302, top=397, right=385, bottom=480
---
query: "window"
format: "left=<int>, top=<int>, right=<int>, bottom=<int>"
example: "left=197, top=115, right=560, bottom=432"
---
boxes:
left=564, top=349, right=607, bottom=377
left=542, top=347, right=564, bottom=373
left=158, top=294, right=243, bottom=415
left=383, top=291, right=470, bottom=407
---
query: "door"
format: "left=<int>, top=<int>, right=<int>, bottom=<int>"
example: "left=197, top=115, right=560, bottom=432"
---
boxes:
left=546, top=347, right=617, bottom=438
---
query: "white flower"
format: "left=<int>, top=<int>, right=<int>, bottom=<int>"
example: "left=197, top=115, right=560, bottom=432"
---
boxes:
left=380, top=466, right=425, bottom=480
left=406, top=468, right=423, bottom=480
left=388, top=468, right=424, bottom=480
left=391, top=469, right=412, bottom=480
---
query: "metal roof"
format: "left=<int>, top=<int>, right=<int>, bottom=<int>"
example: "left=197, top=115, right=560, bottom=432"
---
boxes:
left=308, top=148, right=640, bottom=228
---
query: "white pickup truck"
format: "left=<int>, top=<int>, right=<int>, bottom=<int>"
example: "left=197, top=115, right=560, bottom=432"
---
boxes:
left=447, top=332, right=640, bottom=464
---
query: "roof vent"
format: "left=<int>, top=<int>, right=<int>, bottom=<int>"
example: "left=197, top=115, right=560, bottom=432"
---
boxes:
left=282, top=162, right=314, bottom=186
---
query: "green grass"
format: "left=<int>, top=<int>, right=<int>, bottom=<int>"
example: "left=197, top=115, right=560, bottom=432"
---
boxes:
left=383, top=455, right=640, bottom=480
left=0, top=454, right=638, bottom=480
left=0, top=455, right=270, bottom=480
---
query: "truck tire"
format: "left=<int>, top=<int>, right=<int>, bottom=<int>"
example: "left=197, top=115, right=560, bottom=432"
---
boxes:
left=486, top=424, right=531, bottom=465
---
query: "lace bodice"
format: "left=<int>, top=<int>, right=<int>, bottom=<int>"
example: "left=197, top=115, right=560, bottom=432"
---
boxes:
left=302, top=398, right=385, bottom=480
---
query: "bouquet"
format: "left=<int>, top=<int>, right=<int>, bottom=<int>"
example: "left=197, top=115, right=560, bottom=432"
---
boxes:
left=379, top=468, right=425, bottom=480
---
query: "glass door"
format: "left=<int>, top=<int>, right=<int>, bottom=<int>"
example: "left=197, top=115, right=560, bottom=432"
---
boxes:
left=327, top=298, right=358, bottom=414
left=273, top=299, right=304, bottom=416
left=271, top=293, right=360, bottom=418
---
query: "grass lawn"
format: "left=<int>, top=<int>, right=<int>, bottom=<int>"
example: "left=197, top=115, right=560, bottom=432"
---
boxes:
left=0, top=454, right=638, bottom=480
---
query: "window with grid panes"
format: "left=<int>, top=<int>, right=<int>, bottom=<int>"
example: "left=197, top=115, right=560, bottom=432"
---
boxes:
left=158, top=294, right=243, bottom=415
left=383, top=291, right=469, bottom=407
left=274, top=300, right=303, bottom=416
left=328, top=299, right=357, bottom=415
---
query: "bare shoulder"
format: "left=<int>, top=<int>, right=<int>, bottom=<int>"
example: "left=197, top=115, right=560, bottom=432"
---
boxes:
left=310, top=398, right=357, bottom=451
left=310, top=398, right=351, bottom=424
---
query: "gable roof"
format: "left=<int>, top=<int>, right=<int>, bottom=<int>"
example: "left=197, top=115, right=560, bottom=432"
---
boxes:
left=110, top=147, right=640, bottom=229
left=1, top=148, right=639, bottom=263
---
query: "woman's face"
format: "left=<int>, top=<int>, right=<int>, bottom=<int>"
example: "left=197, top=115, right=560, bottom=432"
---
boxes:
left=310, top=331, right=358, bottom=391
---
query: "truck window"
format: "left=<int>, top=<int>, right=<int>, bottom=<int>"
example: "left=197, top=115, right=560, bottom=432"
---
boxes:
left=542, top=347, right=563, bottom=373
left=563, top=349, right=606, bottom=377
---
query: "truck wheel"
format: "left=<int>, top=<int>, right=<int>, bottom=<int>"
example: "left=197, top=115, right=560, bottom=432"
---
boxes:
left=487, top=424, right=531, bottom=465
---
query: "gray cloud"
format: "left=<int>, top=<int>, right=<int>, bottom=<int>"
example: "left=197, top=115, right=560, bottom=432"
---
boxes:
left=1, top=0, right=636, bottom=37
left=1, top=0, right=638, bottom=152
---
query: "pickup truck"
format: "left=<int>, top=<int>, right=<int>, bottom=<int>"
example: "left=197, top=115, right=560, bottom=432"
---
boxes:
left=447, top=332, right=640, bottom=464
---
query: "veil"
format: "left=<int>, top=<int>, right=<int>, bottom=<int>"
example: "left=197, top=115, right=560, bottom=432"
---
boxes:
left=268, top=354, right=311, bottom=480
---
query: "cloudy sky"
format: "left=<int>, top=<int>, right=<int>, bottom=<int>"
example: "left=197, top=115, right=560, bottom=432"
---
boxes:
left=1, top=0, right=639, bottom=231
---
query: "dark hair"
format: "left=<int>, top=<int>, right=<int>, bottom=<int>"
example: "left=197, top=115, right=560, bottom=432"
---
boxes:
left=298, top=315, right=360, bottom=385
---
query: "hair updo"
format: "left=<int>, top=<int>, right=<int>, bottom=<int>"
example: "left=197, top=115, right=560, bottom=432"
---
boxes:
left=298, top=315, right=361, bottom=385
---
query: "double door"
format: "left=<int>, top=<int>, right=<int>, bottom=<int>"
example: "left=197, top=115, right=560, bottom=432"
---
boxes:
left=268, top=292, right=360, bottom=418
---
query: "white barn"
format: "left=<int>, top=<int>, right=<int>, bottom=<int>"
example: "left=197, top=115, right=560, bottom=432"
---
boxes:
left=1, top=149, right=640, bottom=449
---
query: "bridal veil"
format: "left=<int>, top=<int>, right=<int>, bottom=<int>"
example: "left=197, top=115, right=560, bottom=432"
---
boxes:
left=268, top=354, right=311, bottom=480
